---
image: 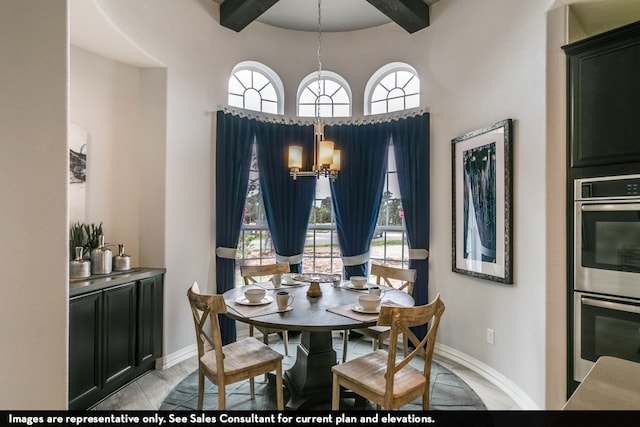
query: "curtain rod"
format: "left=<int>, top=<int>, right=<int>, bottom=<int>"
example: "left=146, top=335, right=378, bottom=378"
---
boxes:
left=215, top=107, right=427, bottom=126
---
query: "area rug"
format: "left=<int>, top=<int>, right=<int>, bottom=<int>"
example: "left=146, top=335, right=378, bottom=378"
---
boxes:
left=160, top=360, right=486, bottom=411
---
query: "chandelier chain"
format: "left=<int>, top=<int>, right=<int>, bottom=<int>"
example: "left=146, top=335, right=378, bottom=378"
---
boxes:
left=316, top=0, right=322, bottom=121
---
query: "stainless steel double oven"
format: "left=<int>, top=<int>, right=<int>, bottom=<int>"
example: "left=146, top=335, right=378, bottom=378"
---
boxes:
left=573, top=174, right=640, bottom=382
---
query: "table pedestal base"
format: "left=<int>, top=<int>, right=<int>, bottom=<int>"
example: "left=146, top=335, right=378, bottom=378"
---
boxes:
left=283, top=330, right=336, bottom=409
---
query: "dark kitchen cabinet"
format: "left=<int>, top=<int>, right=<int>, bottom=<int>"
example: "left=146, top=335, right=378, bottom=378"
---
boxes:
left=563, top=20, right=640, bottom=175
left=136, top=276, right=163, bottom=369
left=102, top=282, right=137, bottom=388
left=68, top=290, right=101, bottom=408
left=68, top=269, right=164, bottom=410
left=564, top=21, right=640, bottom=398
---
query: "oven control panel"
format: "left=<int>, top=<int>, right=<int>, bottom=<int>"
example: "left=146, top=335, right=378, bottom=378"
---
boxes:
left=578, top=175, right=640, bottom=199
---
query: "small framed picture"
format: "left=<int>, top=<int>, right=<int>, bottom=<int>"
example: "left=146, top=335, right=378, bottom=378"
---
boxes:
left=452, top=119, right=513, bottom=284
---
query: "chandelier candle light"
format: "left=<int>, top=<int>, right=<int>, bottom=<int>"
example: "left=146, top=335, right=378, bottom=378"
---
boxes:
left=288, top=0, right=341, bottom=181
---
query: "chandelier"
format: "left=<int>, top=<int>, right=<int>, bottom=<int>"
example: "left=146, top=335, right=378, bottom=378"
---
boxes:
left=288, top=0, right=341, bottom=181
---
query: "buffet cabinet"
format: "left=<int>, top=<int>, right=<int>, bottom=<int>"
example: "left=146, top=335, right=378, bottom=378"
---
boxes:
left=68, top=268, right=164, bottom=410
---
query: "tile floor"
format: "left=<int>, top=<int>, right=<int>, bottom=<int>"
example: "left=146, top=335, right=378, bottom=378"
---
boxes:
left=93, top=324, right=519, bottom=411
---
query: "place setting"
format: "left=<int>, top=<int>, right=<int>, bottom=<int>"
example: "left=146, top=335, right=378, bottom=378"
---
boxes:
left=225, top=286, right=279, bottom=317
left=279, top=273, right=308, bottom=287
left=328, top=284, right=406, bottom=321
left=225, top=285, right=297, bottom=317
left=248, top=272, right=306, bottom=291
left=327, top=289, right=383, bottom=321
left=341, top=276, right=389, bottom=292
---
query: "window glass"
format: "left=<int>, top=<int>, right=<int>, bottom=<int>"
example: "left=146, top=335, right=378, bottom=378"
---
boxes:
left=397, top=71, right=414, bottom=88
left=365, top=63, right=420, bottom=116
left=244, top=89, right=261, bottom=111
left=228, top=62, right=284, bottom=114
left=297, top=71, right=351, bottom=118
left=371, top=86, right=387, bottom=103
left=388, top=95, right=405, bottom=113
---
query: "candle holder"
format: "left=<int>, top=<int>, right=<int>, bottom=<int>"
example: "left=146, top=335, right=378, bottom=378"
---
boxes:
left=307, top=281, right=322, bottom=298
left=292, top=273, right=336, bottom=298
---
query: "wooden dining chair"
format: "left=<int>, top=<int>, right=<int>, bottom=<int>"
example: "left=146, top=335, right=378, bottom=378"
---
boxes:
left=332, top=294, right=445, bottom=410
left=240, top=262, right=291, bottom=355
left=342, top=264, right=417, bottom=362
left=186, top=282, right=284, bottom=410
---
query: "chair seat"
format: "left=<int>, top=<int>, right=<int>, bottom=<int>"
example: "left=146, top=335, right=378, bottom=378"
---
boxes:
left=357, top=325, right=390, bottom=336
left=200, top=337, right=283, bottom=379
left=187, top=285, right=284, bottom=410
left=332, top=350, right=425, bottom=401
left=333, top=295, right=444, bottom=411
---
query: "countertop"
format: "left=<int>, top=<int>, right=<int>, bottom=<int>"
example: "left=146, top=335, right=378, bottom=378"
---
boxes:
left=563, top=356, right=640, bottom=410
left=69, top=267, right=166, bottom=297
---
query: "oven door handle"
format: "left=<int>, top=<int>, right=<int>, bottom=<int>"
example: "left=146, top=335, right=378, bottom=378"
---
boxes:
left=582, top=297, right=640, bottom=314
left=581, top=203, right=640, bottom=212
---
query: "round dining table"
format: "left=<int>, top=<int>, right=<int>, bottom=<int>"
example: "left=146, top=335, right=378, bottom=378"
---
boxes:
left=222, top=279, right=414, bottom=409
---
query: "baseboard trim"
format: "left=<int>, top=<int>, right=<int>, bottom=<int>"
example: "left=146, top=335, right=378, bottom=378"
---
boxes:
left=155, top=344, right=197, bottom=370
left=435, top=343, right=540, bottom=410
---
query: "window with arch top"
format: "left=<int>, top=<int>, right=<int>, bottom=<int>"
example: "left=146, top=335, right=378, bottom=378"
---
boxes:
left=228, top=61, right=284, bottom=115
left=297, top=70, right=351, bottom=117
left=365, top=63, right=420, bottom=116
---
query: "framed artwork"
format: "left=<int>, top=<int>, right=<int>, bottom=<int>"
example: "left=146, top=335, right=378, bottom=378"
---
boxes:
left=69, top=123, right=88, bottom=224
left=452, top=119, right=513, bottom=284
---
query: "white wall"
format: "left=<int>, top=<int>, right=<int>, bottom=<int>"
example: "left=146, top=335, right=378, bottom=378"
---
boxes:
left=427, top=0, right=547, bottom=408
left=0, top=0, right=69, bottom=409
left=70, top=46, right=142, bottom=265
left=92, top=0, right=550, bottom=407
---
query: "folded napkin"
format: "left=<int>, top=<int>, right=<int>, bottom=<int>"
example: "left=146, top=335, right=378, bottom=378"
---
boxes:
left=327, top=299, right=410, bottom=321
left=327, top=304, right=379, bottom=322
left=253, top=281, right=277, bottom=290
left=225, top=299, right=280, bottom=318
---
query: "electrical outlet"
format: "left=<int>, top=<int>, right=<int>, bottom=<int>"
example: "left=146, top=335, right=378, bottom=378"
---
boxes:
left=486, top=328, right=495, bottom=345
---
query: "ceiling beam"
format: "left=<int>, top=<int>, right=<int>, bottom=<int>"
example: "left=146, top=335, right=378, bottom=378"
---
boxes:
left=219, top=0, right=280, bottom=32
left=366, top=0, right=430, bottom=33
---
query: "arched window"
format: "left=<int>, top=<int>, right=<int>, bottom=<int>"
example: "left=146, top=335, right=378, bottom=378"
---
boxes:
left=228, top=61, right=284, bottom=114
left=297, top=71, right=351, bottom=117
left=365, top=62, right=420, bottom=115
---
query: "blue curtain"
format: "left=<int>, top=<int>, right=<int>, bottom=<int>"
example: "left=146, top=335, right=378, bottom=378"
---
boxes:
left=253, top=120, right=316, bottom=273
left=328, top=122, right=390, bottom=278
left=391, top=113, right=430, bottom=338
left=215, top=111, right=254, bottom=344
left=214, top=112, right=430, bottom=342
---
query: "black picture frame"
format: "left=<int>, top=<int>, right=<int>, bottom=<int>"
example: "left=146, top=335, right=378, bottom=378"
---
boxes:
left=452, top=119, right=513, bottom=284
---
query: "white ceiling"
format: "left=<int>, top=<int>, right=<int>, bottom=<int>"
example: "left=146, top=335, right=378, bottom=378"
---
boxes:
left=212, top=0, right=640, bottom=34
left=213, top=0, right=439, bottom=32
left=570, top=0, right=640, bottom=37
left=70, top=0, right=640, bottom=68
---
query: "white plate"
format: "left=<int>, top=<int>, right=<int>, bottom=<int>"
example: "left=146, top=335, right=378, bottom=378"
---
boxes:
left=235, top=295, right=274, bottom=306
left=281, top=281, right=305, bottom=286
left=351, top=304, right=380, bottom=314
left=346, top=282, right=371, bottom=290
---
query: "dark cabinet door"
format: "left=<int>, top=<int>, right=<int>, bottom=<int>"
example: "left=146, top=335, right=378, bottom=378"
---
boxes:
left=564, top=21, right=640, bottom=171
left=137, top=276, right=160, bottom=368
left=68, top=290, right=101, bottom=409
left=102, top=282, right=136, bottom=388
